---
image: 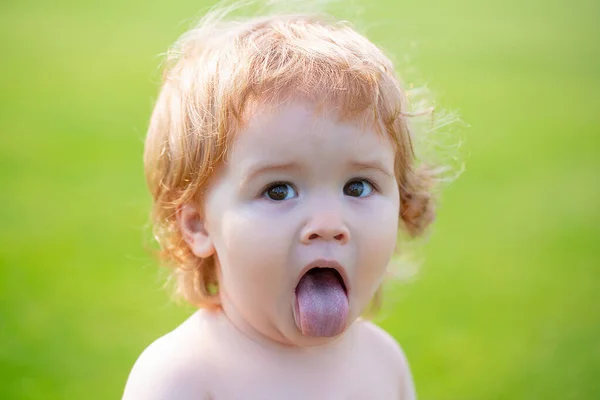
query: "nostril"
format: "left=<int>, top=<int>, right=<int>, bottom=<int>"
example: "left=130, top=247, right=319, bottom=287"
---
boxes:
left=304, top=232, right=347, bottom=242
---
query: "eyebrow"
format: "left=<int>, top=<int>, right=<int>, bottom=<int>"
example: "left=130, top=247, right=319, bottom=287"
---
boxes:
left=240, top=160, right=394, bottom=185
left=241, top=162, right=300, bottom=185
left=349, top=161, right=394, bottom=178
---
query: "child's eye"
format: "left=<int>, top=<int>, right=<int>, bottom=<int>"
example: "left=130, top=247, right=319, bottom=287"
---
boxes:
left=263, top=182, right=298, bottom=201
left=343, top=179, right=374, bottom=197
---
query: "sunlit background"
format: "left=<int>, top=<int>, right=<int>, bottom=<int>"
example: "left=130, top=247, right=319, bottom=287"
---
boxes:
left=1, top=0, right=599, bottom=398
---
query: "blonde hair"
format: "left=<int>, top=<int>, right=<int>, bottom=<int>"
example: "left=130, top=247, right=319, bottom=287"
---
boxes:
left=144, top=6, right=439, bottom=309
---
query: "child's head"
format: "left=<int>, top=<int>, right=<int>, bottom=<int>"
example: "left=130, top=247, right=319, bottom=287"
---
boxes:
left=144, top=9, right=436, bottom=345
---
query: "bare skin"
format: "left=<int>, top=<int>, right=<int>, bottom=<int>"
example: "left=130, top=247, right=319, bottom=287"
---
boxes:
left=123, top=310, right=415, bottom=399
left=123, top=100, right=417, bottom=399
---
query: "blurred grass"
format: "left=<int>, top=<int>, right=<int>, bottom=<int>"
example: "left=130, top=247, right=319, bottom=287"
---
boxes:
left=1, top=0, right=599, bottom=398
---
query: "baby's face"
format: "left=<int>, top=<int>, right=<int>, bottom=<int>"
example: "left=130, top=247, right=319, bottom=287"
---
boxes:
left=201, top=100, right=399, bottom=346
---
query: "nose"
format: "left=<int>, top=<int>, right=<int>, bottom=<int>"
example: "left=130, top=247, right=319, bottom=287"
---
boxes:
left=300, top=206, right=350, bottom=245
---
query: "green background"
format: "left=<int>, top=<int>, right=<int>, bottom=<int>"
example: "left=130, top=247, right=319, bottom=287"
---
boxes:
left=1, top=0, right=599, bottom=398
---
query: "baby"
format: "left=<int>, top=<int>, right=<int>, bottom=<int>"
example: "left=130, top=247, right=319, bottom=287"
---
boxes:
left=123, top=6, right=438, bottom=400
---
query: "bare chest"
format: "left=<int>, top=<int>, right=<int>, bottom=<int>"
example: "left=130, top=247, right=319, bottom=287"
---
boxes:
left=206, top=353, right=399, bottom=400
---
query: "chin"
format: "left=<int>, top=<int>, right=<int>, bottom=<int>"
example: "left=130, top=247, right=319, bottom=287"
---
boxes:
left=282, top=312, right=356, bottom=348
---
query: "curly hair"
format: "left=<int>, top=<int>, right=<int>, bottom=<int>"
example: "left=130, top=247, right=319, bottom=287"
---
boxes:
left=143, top=7, right=440, bottom=309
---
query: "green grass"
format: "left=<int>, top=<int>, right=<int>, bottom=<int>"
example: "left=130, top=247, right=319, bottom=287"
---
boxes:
left=1, top=0, right=599, bottom=398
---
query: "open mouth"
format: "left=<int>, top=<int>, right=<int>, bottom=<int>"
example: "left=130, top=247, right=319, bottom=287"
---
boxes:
left=293, top=265, right=350, bottom=338
left=296, top=267, right=347, bottom=295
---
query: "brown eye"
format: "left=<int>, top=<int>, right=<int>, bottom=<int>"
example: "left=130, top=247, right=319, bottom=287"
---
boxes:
left=264, top=183, right=297, bottom=201
left=343, top=180, right=373, bottom=197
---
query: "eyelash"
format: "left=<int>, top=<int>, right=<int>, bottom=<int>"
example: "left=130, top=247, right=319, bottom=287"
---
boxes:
left=259, top=178, right=379, bottom=199
left=352, top=177, right=379, bottom=193
left=260, top=181, right=292, bottom=191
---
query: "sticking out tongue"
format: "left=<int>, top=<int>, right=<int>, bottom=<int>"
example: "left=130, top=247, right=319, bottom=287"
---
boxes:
left=294, top=268, right=349, bottom=337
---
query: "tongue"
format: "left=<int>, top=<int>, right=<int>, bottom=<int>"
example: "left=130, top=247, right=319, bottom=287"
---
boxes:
left=294, top=269, right=349, bottom=337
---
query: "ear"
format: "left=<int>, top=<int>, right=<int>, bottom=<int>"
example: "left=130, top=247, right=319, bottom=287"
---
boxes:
left=177, top=203, right=216, bottom=258
left=400, top=190, right=435, bottom=237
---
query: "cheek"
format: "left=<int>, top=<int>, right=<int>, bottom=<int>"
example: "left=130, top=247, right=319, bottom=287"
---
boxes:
left=214, top=206, right=293, bottom=297
left=376, top=203, right=400, bottom=255
left=356, top=199, right=399, bottom=277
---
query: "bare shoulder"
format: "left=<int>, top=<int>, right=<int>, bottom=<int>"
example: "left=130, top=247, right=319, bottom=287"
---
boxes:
left=353, top=320, right=417, bottom=400
left=122, top=311, right=217, bottom=400
left=354, top=320, right=410, bottom=368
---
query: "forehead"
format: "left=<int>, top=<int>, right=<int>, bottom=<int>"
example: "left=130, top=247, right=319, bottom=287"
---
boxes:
left=228, top=100, right=395, bottom=168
